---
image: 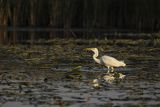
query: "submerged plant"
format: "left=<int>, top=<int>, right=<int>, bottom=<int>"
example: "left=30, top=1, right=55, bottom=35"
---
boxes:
left=153, top=38, right=160, bottom=47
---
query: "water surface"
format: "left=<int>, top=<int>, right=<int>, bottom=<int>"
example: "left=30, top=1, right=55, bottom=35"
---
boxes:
left=0, top=39, right=160, bottom=107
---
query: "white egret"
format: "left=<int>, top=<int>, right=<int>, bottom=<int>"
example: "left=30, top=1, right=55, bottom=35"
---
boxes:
left=85, top=48, right=126, bottom=71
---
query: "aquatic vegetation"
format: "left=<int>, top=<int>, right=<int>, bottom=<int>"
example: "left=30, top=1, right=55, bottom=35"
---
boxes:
left=0, top=39, right=160, bottom=107
left=153, top=38, right=160, bottom=47
left=69, top=66, right=82, bottom=72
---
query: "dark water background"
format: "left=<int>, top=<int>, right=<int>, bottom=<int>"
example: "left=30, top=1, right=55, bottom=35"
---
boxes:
left=0, top=39, right=160, bottom=107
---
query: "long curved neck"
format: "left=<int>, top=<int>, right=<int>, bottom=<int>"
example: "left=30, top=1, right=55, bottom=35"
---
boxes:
left=93, top=50, right=101, bottom=64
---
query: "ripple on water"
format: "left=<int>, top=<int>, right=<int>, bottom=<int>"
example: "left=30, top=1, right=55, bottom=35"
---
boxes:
left=0, top=44, right=160, bottom=107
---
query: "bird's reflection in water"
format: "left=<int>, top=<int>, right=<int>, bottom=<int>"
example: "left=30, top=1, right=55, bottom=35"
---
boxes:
left=92, top=79, right=101, bottom=88
left=103, top=73, right=115, bottom=84
left=92, top=71, right=126, bottom=88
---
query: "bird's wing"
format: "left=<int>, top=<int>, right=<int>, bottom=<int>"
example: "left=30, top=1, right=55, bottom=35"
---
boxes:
left=101, top=55, right=121, bottom=67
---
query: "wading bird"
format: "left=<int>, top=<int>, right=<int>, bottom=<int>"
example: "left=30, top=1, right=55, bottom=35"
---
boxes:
left=85, top=48, right=126, bottom=72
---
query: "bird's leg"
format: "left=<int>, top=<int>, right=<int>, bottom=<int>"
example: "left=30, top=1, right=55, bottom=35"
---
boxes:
left=107, top=66, right=110, bottom=70
left=107, top=66, right=110, bottom=73
left=111, top=67, right=114, bottom=72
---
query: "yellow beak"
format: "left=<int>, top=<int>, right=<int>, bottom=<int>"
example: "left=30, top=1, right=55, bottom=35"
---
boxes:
left=84, top=48, right=93, bottom=51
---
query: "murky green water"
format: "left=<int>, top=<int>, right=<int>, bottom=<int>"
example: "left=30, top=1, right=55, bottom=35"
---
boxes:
left=0, top=39, right=160, bottom=107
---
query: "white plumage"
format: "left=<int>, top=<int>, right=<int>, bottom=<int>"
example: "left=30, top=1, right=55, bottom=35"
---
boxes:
left=101, top=56, right=125, bottom=67
left=85, top=48, right=126, bottom=71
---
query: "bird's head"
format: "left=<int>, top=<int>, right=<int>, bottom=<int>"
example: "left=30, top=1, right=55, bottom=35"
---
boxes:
left=84, top=48, right=98, bottom=53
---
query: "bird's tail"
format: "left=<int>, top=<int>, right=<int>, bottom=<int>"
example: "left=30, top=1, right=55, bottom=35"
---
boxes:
left=120, top=61, right=126, bottom=66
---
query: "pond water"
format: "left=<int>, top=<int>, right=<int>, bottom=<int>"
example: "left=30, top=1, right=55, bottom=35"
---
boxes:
left=0, top=39, right=160, bottom=107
